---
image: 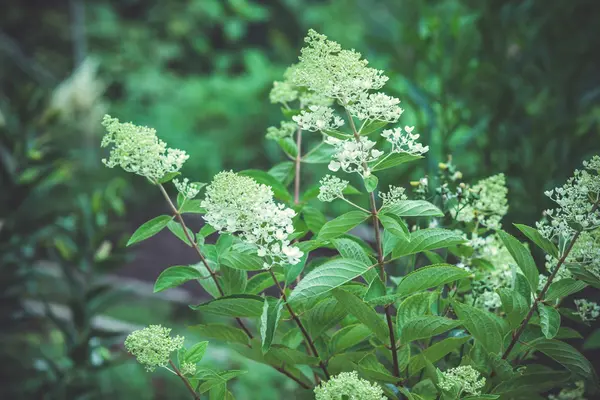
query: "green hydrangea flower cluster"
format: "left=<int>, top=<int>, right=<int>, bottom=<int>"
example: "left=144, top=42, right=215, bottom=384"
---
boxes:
left=456, top=173, right=508, bottom=230
left=124, top=325, right=184, bottom=372
left=314, top=371, right=386, bottom=400
left=438, top=365, right=486, bottom=396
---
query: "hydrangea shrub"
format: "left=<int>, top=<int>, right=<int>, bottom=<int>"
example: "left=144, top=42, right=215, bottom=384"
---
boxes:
left=102, top=30, right=600, bottom=399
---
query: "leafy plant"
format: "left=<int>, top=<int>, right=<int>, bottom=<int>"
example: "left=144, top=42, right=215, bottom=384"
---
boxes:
left=102, top=30, right=599, bottom=399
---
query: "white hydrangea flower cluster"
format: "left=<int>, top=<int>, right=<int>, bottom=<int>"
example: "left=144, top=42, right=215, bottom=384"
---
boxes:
left=318, top=175, right=348, bottom=202
left=379, top=185, right=408, bottom=207
left=438, top=365, right=486, bottom=396
left=347, top=92, right=403, bottom=123
left=381, top=126, right=429, bottom=156
left=457, top=174, right=509, bottom=230
left=548, top=381, right=587, bottom=400
left=314, top=371, right=386, bottom=400
left=173, top=178, right=202, bottom=199
left=291, top=30, right=388, bottom=103
left=574, top=299, right=600, bottom=322
left=299, top=90, right=334, bottom=107
left=269, top=80, right=298, bottom=104
left=292, top=106, right=344, bottom=132
left=201, top=171, right=303, bottom=268
left=124, top=325, right=184, bottom=372
left=325, top=136, right=383, bottom=177
left=101, top=115, right=189, bottom=182
left=266, top=121, right=297, bottom=140
left=537, top=156, right=600, bottom=240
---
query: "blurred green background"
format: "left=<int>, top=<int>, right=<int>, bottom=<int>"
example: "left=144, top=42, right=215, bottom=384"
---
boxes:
left=1, top=0, right=599, bottom=399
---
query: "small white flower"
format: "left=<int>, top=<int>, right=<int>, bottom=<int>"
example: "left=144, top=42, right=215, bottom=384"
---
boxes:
left=456, top=174, right=509, bottom=230
left=292, top=106, right=344, bottom=132
left=381, top=126, right=429, bottom=156
left=173, top=178, right=202, bottom=199
left=318, top=175, right=348, bottom=202
left=379, top=185, right=408, bottom=207
left=438, top=366, right=486, bottom=396
left=325, top=136, right=383, bottom=177
left=269, top=80, right=298, bottom=104
left=574, top=299, right=600, bottom=322
left=347, top=92, right=403, bottom=122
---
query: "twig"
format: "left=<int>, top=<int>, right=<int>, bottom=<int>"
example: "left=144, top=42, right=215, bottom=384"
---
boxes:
left=169, top=360, right=200, bottom=400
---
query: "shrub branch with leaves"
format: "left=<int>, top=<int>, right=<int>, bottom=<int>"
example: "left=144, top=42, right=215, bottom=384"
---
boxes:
left=101, top=30, right=600, bottom=400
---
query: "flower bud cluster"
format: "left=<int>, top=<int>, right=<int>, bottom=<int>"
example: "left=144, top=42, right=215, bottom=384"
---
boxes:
left=201, top=171, right=303, bottom=268
left=269, top=80, right=298, bottom=105
left=574, top=299, right=600, bottom=322
left=347, top=93, right=403, bottom=123
left=379, top=185, right=408, bottom=207
left=266, top=121, right=297, bottom=140
left=292, top=106, right=344, bottom=132
left=438, top=365, right=486, bottom=396
left=314, top=371, right=386, bottom=400
left=174, top=178, right=202, bottom=200
left=124, top=325, right=184, bottom=372
left=456, top=174, right=508, bottom=230
left=381, top=126, right=429, bottom=156
left=325, top=136, right=383, bottom=177
left=318, top=175, right=349, bottom=202
left=101, top=115, right=188, bottom=181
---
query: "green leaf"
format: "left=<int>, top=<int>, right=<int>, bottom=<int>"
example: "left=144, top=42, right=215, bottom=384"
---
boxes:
left=401, top=316, right=461, bottom=342
left=397, top=264, right=471, bottom=297
left=246, top=271, right=282, bottom=294
left=158, top=171, right=181, bottom=184
left=330, top=324, right=372, bottom=354
left=190, top=324, right=249, bottom=345
left=397, top=291, right=437, bottom=326
left=498, top=230, right=539, bottom=294
left=260, top=297, right=283, bottom=354
left=288, top=258, right=372, bottom=304
left=492, top=369, right=571, bottom=396
left=268, top=161, right=295, bottom=183
left=497, top=288, right=529, bottom=329
left=277, top=137, right=298, bottom=158
left=364, top=174, right=378, bottom=193
left=332, top=237, right=373, bottom=265
left=371, top=153, right=422, bottom=171
left=379, top=213, right=409, bottom=240
left=317, top=211, right=370, bottom=241
left=530, top=339, right=597, bottom=383
left=198, top=370, right=246, bottom=393
left=265, top=345, right=319, bottom=365
left=392, top=229, right=466, bottom=258
left=179, top=199, right=206, bottom=214
left=382, top=230, right=400, bottom=258
left=239, top=169, right=292, bottom=202
left=154, top=265, right=203, bottom=293
left=221, top=265, right=247, bottom=295
left=381, top=200, right=444, bottom=218
left=220, top=251, right=264, bottom=271
left=190, top=294, right=264, bottom=317
left=303, top=206, right=327, bottom=234
left=184, top=341, right=208, bottom=364
left=360, top=119, right=388, bottom=135
left=304, top=298, right=347, bottom=339
left=358, top=353, right=399, bottom=383
left=514, top=224, right=559, bottom=258
left=567, top=264, right=600, bottom=289
left=452, top=300, right=502, bottom=354
left=408, top=336, right=470, bottom=376
left=539, top=304, right=561, bottom=339
left=545, top=278, right=588, bottom=302
left=332, top=289, right=389, bottom=343
left=302, top=144, right=336, bottom=164
left=127, top=215, right=172, bottom=246
left=167, top=220, right=194, bottom=246
left=364, top=276, right=386, bottom=301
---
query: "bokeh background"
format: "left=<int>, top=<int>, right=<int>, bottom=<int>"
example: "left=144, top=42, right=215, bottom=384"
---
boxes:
left=1, top=0, right=600, bottom=399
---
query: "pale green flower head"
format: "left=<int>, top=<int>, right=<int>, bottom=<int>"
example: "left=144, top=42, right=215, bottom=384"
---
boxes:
left=314, top=371, right=386, bottom=400
left=124, top=325, right=184, bottom=372
left=266, top=121, right=297, bottom=140
left=291, top=29, right=388, bottom=103
left=269, top=80, right=298, bottom=105
left=101, top=115, right=189, bottom=182
left=292, top=106, right=344, bottom=132
left=379, top=185, right=408, bottom=207
left=456, top=173, right=508, bottom=230
left=180, top=361, right=197, bottom=377
left=438, top=365, right=486, bottom=396
left=318, top=175, right=348, bottom=202
left=574, top=299, right=600, bottom=322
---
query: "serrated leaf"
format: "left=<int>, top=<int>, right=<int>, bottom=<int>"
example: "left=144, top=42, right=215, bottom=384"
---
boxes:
left=408, top=336, right=470, bottom=376
left=239, top=169, right=292, bottom=202
left=246, top=271, right=282, bottom=294
left=332, top=289, right=389, bottom=342
left=364, top=174, right=378, bottom=192
left=190, top=294, right=264, bottom=317
left=497, top=288, right=529, bottom=329
left=397, top=264, right=471, bottom=297
left=260, top=297, right=283, bottom=354
left=392, top=229, right=466, bottom=258
left=221, top=265, right=247, bottom=295
left=167, top=220, right=194, bottom=246
left=330, top=324, right=372, bottom=354
left=127, top=215, right=172, bottom=246
left=382, top=230, right=400, bottom=258
left=381, top=200, right=444, bottom=218
left=154, top=265, right=203, bottom=293
left=268, top=161, right=294, bottom=183
left=288, top=258, right=372, bottom=304
left=184, top=341, right=208, bottom=364
left=514, top=224, right=559, bottom=258
left=452, top=300, right=502, bottom=354
left=492, top=369, right=571, bottom=396
left=158, top=171, right=181, bottom=183
left=179, top=199, right=206, bottom=214
left=567, top=264, right=600, bottom=289
left=397, top=291, right=437, bottom=326
left=358, top=353, right=399, bottom=383
left=364, top=276, right=386, bottom=301
left=545, top=278, right=588, bottom=301
left=277, top=137, right=298, bottom=158
left=317, top=211, right=370, bottom=241
left=498, top=230, right=539, bottom=294
left=401, top=316, right=461, bottom=343
left=302, top=206, right=327, bottom=235
left=302, top=144, right=336, bottom=164
left=379, top=213, right=409, bottom=239
left=539, top=304, right=561, bottom=339
left=190, top=324, right=249, bottom=345
left=360, top=119, right=388, bottom=135
left=265, top=344, right=319, bottom=365
left=371, top=152, right=422, bottom=171
left=198, top=370, right=246, bottom=394
left=530, top=339, right=597, bottom=383
left=332, top=237, right=373, bottom=265
left=220, top=251, right=264, bottom=271
left=305, top=298, right=347, bottom=339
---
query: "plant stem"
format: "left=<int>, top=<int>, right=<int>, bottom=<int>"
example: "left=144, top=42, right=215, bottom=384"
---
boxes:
left=169, top=360, right=200, bottom=400
left=157, top=183, right=253, bottom=339
left=294, top=127, right=303, bottom=204
left=345, top=109, right=400, bottom=378
left=274, top=365, right=311, bottom=389
left=268, top=269, right=331, bottom=380
left=501, top=199, right=600, bottom=360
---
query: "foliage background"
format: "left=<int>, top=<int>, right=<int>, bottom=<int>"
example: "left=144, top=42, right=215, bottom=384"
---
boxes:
left=1, top=0, right=599, bottom=399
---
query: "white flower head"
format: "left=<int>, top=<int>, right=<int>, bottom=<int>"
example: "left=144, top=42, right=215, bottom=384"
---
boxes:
left=325, top=136, right=383, bottom=177
left=173, top=178, right=202, bottom=199
left=266, top=121, right=297, bottom=140
left=381, top=126, right=429, bottom=156
left=457, top=174, right=509, bottom=230
left=314, top=371, right=386, bottom=400
left=347, top=92, right=404, bottom=123
left=269, top=80, right=298, bottom=104
left=292, top=106, right=344, bottom=132
left=201, top=171, right=303, bottom=268
left=124, top=325, right=184, bottom=372
left=291, top=29, right=389, bottom=102
left=438, top=365, right=486, bottom=396
left=379, top=185, right=408, bottom=207
left=101, top=115, right=189, bottom=181
left=318, top=175, right=349, bottom=202
left=574, top=299, right=600, bottom=322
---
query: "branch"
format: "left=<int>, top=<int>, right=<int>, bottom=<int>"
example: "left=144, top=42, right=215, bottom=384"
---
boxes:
left=169, top=360, right=200, bottom=400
